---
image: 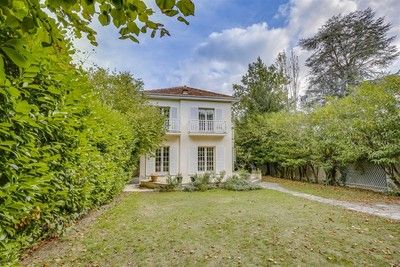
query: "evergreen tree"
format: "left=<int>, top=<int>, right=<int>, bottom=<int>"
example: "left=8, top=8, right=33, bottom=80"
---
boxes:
left=300, top=8, right=399, bottom=104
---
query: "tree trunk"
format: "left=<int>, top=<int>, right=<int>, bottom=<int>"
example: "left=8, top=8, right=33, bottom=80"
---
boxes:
left=382, top=164, right=400, bottom=195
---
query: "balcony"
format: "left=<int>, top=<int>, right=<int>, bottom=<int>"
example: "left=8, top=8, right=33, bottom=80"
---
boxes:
left=189, top=120, right=226, bottom=135
left=165, top=119, right=180, bottom=134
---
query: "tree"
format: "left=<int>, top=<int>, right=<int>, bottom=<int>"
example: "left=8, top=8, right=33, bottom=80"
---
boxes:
left=0, top=0, right=195, bottom=85
left=275, top=50, right=300, bottom=110
left=89, top=69, right=165, bottom=157
left=300, top=8, right=399, bottom=103
left=233, top=57, right=287, bottom=119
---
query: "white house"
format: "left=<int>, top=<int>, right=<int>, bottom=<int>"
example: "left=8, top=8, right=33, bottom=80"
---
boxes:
left=139, top=86, right=235, bottom=183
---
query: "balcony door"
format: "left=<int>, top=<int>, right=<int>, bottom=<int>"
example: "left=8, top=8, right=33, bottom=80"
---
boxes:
left=198, top=108, right=214, bottom=132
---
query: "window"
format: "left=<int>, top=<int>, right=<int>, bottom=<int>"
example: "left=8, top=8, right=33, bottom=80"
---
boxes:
left=155, top=146, right=169, bottom=173
left=159, top=106, right=170, bottom=118
left=198, top=147, right=215, bottom=172
left=198, top=108, right=214, bottom=131
left=159, top=106, right=171, bottom=130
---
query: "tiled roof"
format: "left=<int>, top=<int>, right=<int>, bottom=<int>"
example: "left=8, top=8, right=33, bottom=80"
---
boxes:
left=145, top=86, right=234, bottom=99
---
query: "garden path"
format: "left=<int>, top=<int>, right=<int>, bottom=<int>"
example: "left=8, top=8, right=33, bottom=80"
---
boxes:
left=260, top=182, right=400, bottom=221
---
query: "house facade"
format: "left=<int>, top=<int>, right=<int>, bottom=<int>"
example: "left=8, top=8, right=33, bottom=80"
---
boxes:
left=139, top=86, right=235, bottom=183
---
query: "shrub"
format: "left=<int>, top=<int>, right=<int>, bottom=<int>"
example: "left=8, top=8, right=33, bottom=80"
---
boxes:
left=223, top=175, right=262, bottom=191
left=0, top=30, right=163, bottom=263
left=185, top=172, right=214, bottom=191
left=160, top=175, right=182, bottom=192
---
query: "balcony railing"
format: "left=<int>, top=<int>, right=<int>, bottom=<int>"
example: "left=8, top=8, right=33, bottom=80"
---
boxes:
left=165, top=119, right=180, bottom=133
left=189, top=120, right=226, bottom=134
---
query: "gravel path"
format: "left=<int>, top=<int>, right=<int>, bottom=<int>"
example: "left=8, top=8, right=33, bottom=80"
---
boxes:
left=260, top=182, right=400, bottom=221
left=123, top=184, right=156, bottom=192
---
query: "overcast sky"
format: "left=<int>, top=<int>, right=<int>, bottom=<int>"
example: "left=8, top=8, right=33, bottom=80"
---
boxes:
left=74, top=0, right=400, bottom=95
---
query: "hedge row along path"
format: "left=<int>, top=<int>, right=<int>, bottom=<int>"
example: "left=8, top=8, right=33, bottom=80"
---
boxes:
left=260, top=182, right=400, bottom=221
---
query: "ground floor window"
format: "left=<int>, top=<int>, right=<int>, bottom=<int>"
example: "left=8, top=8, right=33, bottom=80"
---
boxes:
left=155, top=146, right=169, bottom=172
left=198, top=146, right=215, bottom=172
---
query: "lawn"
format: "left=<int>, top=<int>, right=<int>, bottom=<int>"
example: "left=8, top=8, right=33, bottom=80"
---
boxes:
left=263, top=176, right=400, bottom=205
left=22, top=190, right=399, bottom=266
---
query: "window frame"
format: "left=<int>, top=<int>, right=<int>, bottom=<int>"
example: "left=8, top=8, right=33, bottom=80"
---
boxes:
left=155, top=146, right=170, bottom=173
left=197, top=146, right=215, bottom=172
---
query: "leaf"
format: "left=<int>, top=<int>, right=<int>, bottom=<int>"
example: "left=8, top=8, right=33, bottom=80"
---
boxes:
left=1, top=47, right=27, bottom=68
left=156, top=0, right=176, bottom=10
left=0, top=56, right=5, bottom=82
left=98, top=13, right=110, bottom=26
left=127, top=22, right=140, bottom=35
left=6, top=86, right=20, bottom=97
left=177, top=16, right=189, bottom=25
left=15, top=100, right=31, bottom=113
left=176, top=0, right=194, bottom=16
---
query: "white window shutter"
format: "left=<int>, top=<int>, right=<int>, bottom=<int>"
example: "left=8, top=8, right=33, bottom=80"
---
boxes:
left=170, top=107, right=178, bottom=119
left=216, top=145, right=225, bottom=173
left=170, top=107, right=178, bottom=131
left=170, top=145, right=178, bottom=175
left=189, top=146, right=198, bottom=174
left=190, top=107, right=198, bottom=119
left=190, top=107, right=198, bottom=132
left=215, top=109, right=224, bottom=132
left=216, top=108, right=223, bottom=120
left=145, top=155, right=155, bottom=176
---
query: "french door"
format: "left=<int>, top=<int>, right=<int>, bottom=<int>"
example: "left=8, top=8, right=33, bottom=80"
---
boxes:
left=198, top=108, right=214, bottom=132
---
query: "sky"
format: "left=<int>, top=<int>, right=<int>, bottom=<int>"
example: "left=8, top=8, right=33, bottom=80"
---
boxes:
left=74, top=0, right=400, bottom=95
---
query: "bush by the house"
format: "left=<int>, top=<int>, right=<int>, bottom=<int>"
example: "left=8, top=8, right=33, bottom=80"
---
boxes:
left=181, top=171, right=260, bottom=192
left=160, top=175, right=183, bottom=192
left=223, top=173, right=262, bottom=191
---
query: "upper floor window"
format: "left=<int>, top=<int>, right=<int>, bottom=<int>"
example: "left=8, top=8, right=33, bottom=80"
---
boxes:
left=198, top=108, right=214, bottom=132
left=198, top=108, right=214, bottom=121
left=158, top=106, right=170, bottom=118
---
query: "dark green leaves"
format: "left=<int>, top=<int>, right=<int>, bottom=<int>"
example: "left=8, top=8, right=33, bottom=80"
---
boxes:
left=98, top=13, right=110, bottom=26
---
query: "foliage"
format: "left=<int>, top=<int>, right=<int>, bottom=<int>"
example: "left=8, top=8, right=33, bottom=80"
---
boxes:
left=214, top=170, right=226, bottom=187
left=0, top=0, right=195, bottom=96
left=223, top=173, right=261, bottom=191
left=236, top=76, right=400, bottom=190
left=0, top=0, right=192, bottom=263
left=300, top=8, right=399, bottom=105
left=89, top=69, right=165, bottom=159
left=160, top=175, right=182, bottom=192
left=0, top=28, right=163, bottom=264
left=182, top=171, right=260, bottom=192
left=233, top=57, right=288, bottom=120
left=185, top=172, right=215, bottom=192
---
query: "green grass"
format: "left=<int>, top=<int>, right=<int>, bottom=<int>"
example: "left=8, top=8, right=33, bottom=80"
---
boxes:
left=22, top=190, right=399, bottom=266
left=264, top=176, right=400, bottom=205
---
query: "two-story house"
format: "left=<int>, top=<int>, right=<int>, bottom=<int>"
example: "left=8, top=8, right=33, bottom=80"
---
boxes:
left=139, top=86, right=235, bottom=183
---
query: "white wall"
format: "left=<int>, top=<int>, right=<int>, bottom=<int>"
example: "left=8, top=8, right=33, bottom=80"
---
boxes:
left=140, top=97, right=233, bottom=183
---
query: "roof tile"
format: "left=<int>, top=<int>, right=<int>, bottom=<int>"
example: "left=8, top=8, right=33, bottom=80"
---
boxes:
left=145, top=86, right=233, bottom=99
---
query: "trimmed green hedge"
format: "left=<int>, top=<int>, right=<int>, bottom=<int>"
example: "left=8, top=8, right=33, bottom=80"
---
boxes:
left=0, top=27, right=161, bottom=264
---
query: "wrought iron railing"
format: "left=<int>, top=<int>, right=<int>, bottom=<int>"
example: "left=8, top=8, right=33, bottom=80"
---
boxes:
left=189, top=120, right=226, bottom=134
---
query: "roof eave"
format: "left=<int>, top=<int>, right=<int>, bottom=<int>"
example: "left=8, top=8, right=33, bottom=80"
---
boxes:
left=145, top=93, right=237, bottom=102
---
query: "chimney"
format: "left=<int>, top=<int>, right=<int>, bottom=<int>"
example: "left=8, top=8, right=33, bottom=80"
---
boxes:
left=182, top=85, right=189, bottom=95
